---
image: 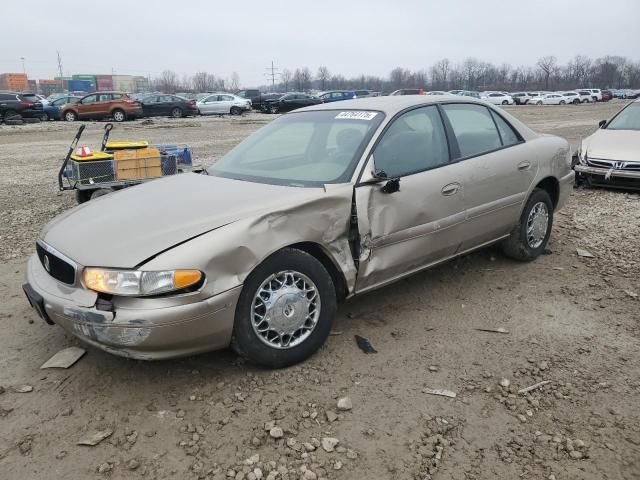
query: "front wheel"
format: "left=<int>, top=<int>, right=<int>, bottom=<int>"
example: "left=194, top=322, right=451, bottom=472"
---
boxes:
left=170, top=107, right=183, bottom=118
left=63, top=110, right=77, bottom=122
left=502, top=188, right=553, bottom=261
left=502, top=100, right=508, bottom=105
left=573, top=99, right=580, bottom=105
left=112, top=109, right=126, bottom=122
left=559, top=100, right=566, bottom=105
left=269, top=105, right=279, bottom=114
left=231, top=248, right=337, bottom=368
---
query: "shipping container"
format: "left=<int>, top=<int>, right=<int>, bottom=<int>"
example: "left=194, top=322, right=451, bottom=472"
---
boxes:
left=0, top=73, right=29, bottom=91
left=96, top=74, right=113, bottom=91
left=112, top=75, right=135, bottom=93
left=68, top=79, right=93, bottom=93
left=72, top=74, right=96, bottom=90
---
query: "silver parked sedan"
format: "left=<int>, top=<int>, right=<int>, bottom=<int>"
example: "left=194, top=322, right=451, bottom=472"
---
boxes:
left=24, top=96, right=573, bottom=368
left=197, top=93, right=251, bottom=115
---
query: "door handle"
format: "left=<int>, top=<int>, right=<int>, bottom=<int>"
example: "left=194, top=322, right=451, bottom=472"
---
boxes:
left=441, top=182, right=460, bottom=196
left=518, top=161, right=531, bottom=170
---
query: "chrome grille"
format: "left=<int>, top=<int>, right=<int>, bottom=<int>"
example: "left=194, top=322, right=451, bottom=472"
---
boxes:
left=587, top=158, right=640, bottom=170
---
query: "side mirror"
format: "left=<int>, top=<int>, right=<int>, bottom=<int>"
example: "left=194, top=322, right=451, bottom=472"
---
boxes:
left=381, top=177, right=400, bottom=194
left=598, top=120, right=607, bottom=128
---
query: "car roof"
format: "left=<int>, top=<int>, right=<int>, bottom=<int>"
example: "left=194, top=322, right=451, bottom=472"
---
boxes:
left=298, top=94, right=488, bottom=115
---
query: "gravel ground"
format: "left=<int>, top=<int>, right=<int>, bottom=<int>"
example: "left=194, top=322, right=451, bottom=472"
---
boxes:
left=0, top=102, right=638, bottom=480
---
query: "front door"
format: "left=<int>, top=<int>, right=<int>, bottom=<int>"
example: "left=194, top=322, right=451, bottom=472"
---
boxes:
left=355, top=105, right=467, bottom=292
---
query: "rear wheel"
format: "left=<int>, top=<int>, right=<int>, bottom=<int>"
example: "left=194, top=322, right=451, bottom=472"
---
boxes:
left=231, top=248, right=337, bottom=368
left=63, top=110, right=77, bottom=122
left=90, top=188, right=114, bottom=200
left=75, top=189, right=92, bottom=204
left=502, top=188, right=553, bottom=261
left=559, top=100, right=566, bottom=105
left=573, top=99, right=580, bottom=105
left=3, top=109, right=18, bottom=121
left=170, top=107, right=183, bottom=118
left=269, top=105, right=279, bottom=114
left=230, top=106, right=241, bottom=115
left=112, top=109, right=126, bottom=122
left=502, top=100, right=508, bottom=105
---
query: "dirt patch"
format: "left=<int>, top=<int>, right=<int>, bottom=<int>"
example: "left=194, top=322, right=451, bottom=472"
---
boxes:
left=0, top=103, right=638, bottom=480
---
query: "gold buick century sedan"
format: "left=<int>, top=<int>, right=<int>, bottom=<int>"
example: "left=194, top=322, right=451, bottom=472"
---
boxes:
left=24, top=96, right=573, bottom=368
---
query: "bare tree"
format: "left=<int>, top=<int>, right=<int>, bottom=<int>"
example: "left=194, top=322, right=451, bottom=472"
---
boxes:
left=300, top=67, right=311, bottom=91
left=536, top=56, right=557, bottom=90
left=155, top=70, right=179, bottom=93
left=317, top=66, right=330, bottom=90
left=192, top=72, right=217, bottom=92
left=280, top=69, right=292, bottom=91
left=230, top=72, right=240, bottom=91
left=389, top=67, right=409, bottom=89
left=430, top=58, right=451, bottom=90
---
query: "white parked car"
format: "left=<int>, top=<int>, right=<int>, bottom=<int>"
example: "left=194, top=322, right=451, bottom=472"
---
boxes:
left=511, top=92, right=533, bottom=105
left=561, top=92, right=584, bottom=105
left=573, top=99, right=640, bottom=189
left=575, top=90, right=593, bottom=103
left=481, top=92, right=514, bottom=105
left=529, top=94, right=568, bottom=106
left=583, top=88, right=602, bottom=102
left=197, top=93, right=251, bottom=115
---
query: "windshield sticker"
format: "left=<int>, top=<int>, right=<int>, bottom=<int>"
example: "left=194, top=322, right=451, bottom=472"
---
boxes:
left=335, top=111, right=378, bottom=120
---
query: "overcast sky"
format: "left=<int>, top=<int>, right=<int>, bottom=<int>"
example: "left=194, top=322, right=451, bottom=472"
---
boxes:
left=1, top=0, right=638, bottom=87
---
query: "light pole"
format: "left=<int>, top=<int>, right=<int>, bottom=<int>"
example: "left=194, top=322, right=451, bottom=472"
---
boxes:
left=20, top=57, right=25, bottom=75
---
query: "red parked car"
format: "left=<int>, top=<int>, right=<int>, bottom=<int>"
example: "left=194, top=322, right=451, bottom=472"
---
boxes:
left=601, top=90, right=613, bottom=102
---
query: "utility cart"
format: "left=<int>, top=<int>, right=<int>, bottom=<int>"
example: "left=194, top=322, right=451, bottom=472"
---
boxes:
left=58, top=123, right=195, bottom=203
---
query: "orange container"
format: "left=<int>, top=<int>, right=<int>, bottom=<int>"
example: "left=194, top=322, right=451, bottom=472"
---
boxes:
left=115, top=147, right=161, bottom=180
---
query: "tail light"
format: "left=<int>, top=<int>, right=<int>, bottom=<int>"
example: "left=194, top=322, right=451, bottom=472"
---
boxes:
left=187, top=100, right=196, bottom=105
left=19, top=101, right=34, bottom=107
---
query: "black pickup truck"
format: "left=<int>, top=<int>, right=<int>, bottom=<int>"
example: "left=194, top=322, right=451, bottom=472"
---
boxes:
left=235, top=89, right=284, bottom=111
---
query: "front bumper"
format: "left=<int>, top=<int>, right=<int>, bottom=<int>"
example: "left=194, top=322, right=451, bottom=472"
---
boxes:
left=25, top=254, right=241, bottom=360
left=574, top=164, right=640, bottom=190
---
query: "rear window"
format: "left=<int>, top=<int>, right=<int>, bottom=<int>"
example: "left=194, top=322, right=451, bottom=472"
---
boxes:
left=20, top=94, right=40, bottom=102
left=0, top=93, right=17, bottom=101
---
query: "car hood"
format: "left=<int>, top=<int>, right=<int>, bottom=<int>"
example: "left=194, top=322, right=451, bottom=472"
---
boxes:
left=41, top=174, right=328, bottom=268
left=583, top=129, right=640, bottom=161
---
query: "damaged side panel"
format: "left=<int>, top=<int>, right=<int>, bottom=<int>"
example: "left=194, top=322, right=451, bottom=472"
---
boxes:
left=142, top=183, right=359, bottom=296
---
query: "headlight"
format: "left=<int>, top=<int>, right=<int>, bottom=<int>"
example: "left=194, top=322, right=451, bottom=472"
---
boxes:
left=82, top=268, right=203, bottom=296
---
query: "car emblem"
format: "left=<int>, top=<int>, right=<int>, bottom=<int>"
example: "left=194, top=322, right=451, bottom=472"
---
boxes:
left=614, top=161, right=626, bottom=169
left=43, top=255, right=51, bottom=273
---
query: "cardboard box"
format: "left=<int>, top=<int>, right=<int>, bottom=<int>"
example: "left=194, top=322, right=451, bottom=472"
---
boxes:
left=115, top=148, right=161, bottom=180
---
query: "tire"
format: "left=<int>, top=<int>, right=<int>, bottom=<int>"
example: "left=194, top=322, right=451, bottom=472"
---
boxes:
left=90, top=188, right=114, bottom=200
left=559, top=100, right=566, bottom=105
left=502, top=100, right=508, bottom=105
left=502, top=188, right=554, bottom=262
left=170, top=107, right=183, bottom=118
left=63, top=110, right=77, bottom=122
left=573, top=99, right=580, bottom=105
left=269, top=105, right=279, bottom=114
left=230, top=106, right=241, bottom=115
left=41, top=113, right=49, bottom=121
left=3, top=109, right=18, bottom=121
left=536, top=101, right=543, bottom=106
left=231, top=248, right=337, bottom=368
left=112, top=109, right=126, bottom=122
left=75, top=189, right=92, bottom=204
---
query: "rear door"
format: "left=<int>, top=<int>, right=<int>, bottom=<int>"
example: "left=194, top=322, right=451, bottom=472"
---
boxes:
left=199, top=95, right=218, bottom=114
left=440, top=103, right=536, bottom=249
left=355, top=105, right=467, bottom=292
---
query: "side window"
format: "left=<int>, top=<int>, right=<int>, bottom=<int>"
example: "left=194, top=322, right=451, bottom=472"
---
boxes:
left=82, top=95, right=97, bottom=104
left=373, top=105, right=449, bottom=177
left=112, top=93, right=123, bottom=100
left=490, top=111, right=520, bottom=147
left=221, top=95, right=234, bottom=101
left=442, top=104, right=502, bottom=159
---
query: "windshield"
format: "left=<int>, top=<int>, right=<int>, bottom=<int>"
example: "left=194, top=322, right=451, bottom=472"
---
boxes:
left=607, top=103, right=640, bottom=131
left=208, top=110, right=384, bottom=186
